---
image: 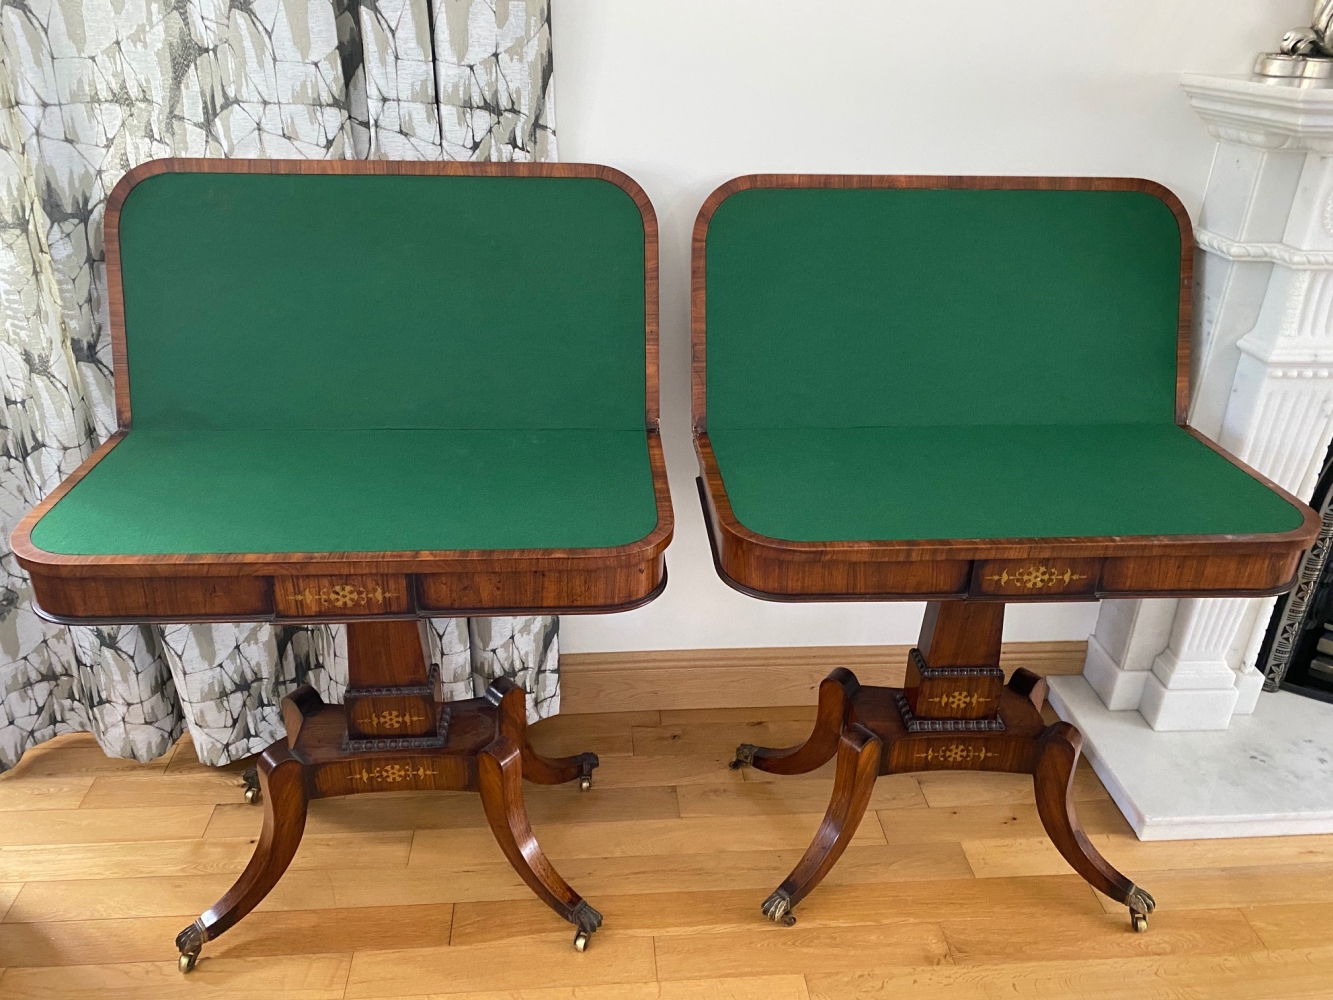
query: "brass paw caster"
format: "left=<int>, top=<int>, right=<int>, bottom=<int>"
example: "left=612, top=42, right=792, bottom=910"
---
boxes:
left=579, top=775, right=592, bottom=792
left=175, top=918, right=207, bottom=974
left=570, top=899, right=602, bottom=951
left=761, top=888, right=796, bottom=926
left=730, top=743, right=759, bottom=770
left=242, top=766, right=261, bottom=805
left=1127, top=884, right=1155, bottom=933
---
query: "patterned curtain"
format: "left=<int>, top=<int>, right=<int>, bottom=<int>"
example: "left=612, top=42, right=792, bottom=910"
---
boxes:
left=0, top=0, right=560, bottom=773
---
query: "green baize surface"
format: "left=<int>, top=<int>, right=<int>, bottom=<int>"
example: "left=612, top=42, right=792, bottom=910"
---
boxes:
left=704, top=186, right=1304, bottom=542
left=31, top=172, right=659, bottom=555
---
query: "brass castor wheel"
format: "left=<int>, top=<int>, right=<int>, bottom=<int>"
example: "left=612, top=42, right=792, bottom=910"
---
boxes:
left=569, top=899, right=601, bottom=951
left=579, top=775, right=592, bottom=792
left=244, top=787, right=260, bottom=805
left=242, top=765, right=261, bottom=805
left=178, top=950, right=199, bottom=973
left=1126, top=884, right=1154, bottom=933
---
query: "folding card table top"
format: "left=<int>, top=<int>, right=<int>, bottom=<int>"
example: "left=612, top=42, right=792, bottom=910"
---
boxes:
left=11, top=159, right=673, bottom=967
left=693, top=174, right=1319, bottom=932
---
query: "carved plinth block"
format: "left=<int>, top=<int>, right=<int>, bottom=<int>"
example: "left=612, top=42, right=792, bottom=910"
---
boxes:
left=903, top=648, right=1004, bottom=719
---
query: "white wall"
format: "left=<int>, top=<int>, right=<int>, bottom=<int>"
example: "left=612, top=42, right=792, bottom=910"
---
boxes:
left=551, top=0, right=1312, bottom=654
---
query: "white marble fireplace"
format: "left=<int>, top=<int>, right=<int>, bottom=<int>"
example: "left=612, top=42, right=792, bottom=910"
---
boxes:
left=1049, top=71, right=1333, bottom=839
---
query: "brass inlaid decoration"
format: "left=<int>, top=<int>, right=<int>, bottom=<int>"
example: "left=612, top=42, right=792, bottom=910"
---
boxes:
left=915, top=743, right=997, bottom=764
left=351, top=762, right=438, bottom=785
left=926, top=690, right=995, bottom=712
left=986, top=565, right=1088, bottom=590
left=356, top=709, right=428, bottom=732
left=292, top=583, right=399, bottom=609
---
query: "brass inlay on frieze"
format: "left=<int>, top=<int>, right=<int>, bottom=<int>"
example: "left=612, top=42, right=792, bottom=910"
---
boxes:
left=986, top=565, right=1088, bottom=590
left=915, top=743, right=997, bottom=764
left=926, top=690, right=995, bottom=712
left=351, top=762, right=437, bottom=785
left=292, top=583, right=398, bottom=609
left=355, top=709, right=428, bottom=732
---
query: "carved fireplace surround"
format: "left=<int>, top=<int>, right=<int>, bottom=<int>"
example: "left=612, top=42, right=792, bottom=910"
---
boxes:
left=1049, top=68, right=1333, bottom=839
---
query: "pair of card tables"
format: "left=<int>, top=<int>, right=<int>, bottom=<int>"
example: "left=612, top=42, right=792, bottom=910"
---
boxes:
left=12, top=160, right=1317, bottom=971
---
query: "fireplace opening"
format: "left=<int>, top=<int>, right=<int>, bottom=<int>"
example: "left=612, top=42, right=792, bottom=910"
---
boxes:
left=1259, top=437, right=1333, bottom=704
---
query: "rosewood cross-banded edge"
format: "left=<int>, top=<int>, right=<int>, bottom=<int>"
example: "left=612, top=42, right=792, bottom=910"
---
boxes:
left=695, top=174, right=1318, bottom=932
left=11, top=158, right=674, bottom=968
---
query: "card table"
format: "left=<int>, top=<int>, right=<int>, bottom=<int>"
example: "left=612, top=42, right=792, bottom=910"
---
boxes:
left=11, top=159, right=673, bottom=968
left=692, top=174, right=1320, bottom=932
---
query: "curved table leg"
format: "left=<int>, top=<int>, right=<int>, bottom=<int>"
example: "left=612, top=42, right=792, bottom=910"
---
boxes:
left=487, top=678, right=599, bottom=791
left=1033, top=722, right=1154, bottom=932
left=761, top=722, right=882, bottom=925
left=175, top=742, right=309, bottom=972
left=479, top=737, right=602, bottom=950
left=733, top=667, right=861, bottom=775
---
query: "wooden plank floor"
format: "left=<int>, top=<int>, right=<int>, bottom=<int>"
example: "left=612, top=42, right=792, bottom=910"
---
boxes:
left=2, top=705, right=1333, bottom=998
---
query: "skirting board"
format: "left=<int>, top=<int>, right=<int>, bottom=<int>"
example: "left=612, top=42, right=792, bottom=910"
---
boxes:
left=560, top=641, right=1086, bottom=714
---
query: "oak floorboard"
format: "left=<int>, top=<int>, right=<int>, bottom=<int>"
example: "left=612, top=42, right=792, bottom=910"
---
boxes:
left=0, top=953, right=352, bottom=999
left=1092, top=862, right=1333, bottom=914
left=652, top=922, right=952, bottom=980
left=677, top=775, right=925, bottom=816
left=3, top=870, right=336, bottom=923
left=384, top=977, right=811, bottom=1000
left=0, top=831, right=412, bottom=882
left=1240, top=901, right=1333, bottom=950
left=79, top=772, right=255, bottom=809
left=203, top=784, right=679, bottom=838
left=527, top=710, right=659, bottom=759
left=343, top=935, right=658, bottom=998
left=941, top=907, right=1266, bottom=963
left=876, top=799, right=1133, bottom=844
left=914, top=763, right=1107, bottom=807
left=0, top=883, right=19, bottom=921
left=449, top=875, right=1103, bottom=946
left=407, top=812, right=886, bottom=866
left=805, top=947, right=1333, bottom=1000
left=0, top=778, right=94, bottom=812
left=964, top=833, right=1333, bottom=880
left=0, top=806, right=215, bottom=847
left=0, top=904, right=453, bottom=968
left=630, top=720, right=820, bottom=759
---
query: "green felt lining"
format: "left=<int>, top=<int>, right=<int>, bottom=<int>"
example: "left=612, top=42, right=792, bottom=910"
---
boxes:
left=708, top=424, right=1304, bottom=542
left=117, top=171, right=647, bottom=431
left=705, top=187, right=1182, bottom=429
left=32, top=430, right=659, bottom=555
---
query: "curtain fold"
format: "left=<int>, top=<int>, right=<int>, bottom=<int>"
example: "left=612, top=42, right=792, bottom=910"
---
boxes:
left=0, top=0, right=560, bottom=773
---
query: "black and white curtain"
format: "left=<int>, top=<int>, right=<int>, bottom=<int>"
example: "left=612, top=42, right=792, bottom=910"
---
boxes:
left=0, top=0, right=560, bottom=772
